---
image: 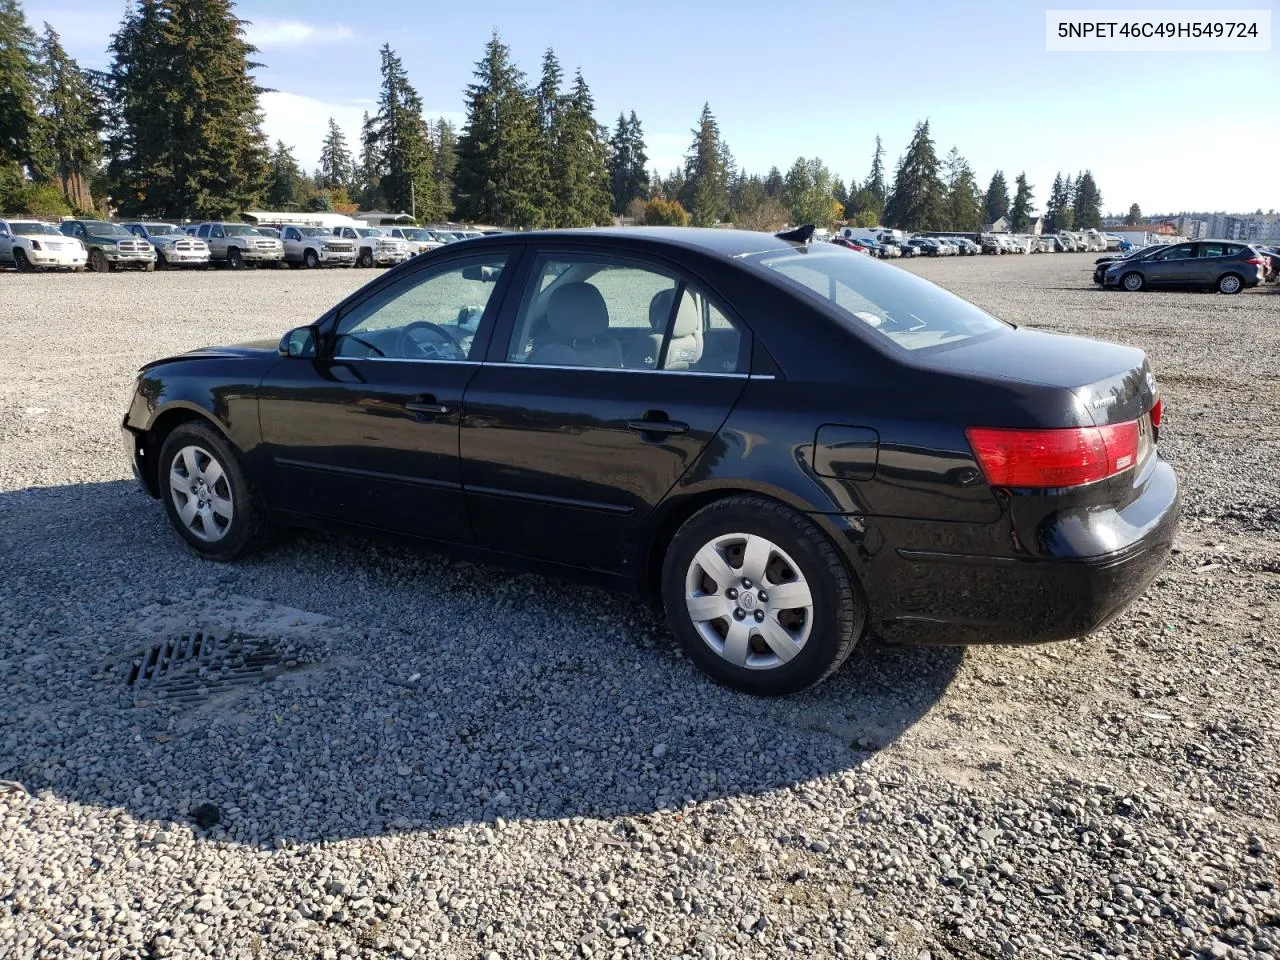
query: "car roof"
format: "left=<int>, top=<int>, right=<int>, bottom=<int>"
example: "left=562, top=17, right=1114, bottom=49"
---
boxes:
left=463, top=226, right=798, bottom=261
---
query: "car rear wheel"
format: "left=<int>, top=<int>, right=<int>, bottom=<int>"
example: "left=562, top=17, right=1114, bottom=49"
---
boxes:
left=661, top=496, right=863, bottom=696
left=158, top=421, right=266, bottom=561
left=1121, top=271, right=1145, bottom=292
left=1217, top=272, right=1243, bottom=295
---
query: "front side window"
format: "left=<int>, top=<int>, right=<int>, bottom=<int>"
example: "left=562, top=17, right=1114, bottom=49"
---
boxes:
left=747, top=247, right=1009, bottom=352
left=1153, top=245, right=1194, bottom=261
left=333, top=257, right=508, bottom=362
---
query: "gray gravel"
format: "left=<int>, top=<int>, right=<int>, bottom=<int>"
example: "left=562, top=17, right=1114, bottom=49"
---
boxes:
left=1, top=256, right=1277, bottom=959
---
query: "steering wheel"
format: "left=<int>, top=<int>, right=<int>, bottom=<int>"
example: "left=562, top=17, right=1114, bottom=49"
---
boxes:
left=396, top=321, right=465, bottom=361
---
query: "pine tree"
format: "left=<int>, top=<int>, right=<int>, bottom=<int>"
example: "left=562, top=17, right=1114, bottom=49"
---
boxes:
left=265, top=139, right=306, bottom=208
left=680, top=103, right=730, bottom=227
left=454, top=30, right=544, bottom=227
left=882, top=120, right=944, bottom=231
left=607, top=110, right=648, bottom=215
left=369, top=44, right=434, bottom=217
left=1009, top=172, right=1034, bottom=232
left=353, top=110, right=381, bottom=207
left=1058, top=174, right=1075, bottom=230
left=1125, top=202, right=1142, bottom=225
left=548, top=69, right=611, bottom=227
left=942, top=147, right=981, bottom=231
left=865, top=135, right=887, bottom=207
left=531, top=48, right=563, bottom=224
left=0, top=0, right=39, bottom=169
left=33, top=23, right=101, bottom=210
left=317, top=117, right=353, bottom=190
left=106, top=0, right=269, bottom=219
left=763, top=166, right=783, bottom=198
left=832, top=177, right=848, bottom=208
left=845, top=187, right=881, bottom=225
left=430, top=117, right=456, bottom=220
left=1072, top=170, right=1103, bottom=229
left=1044, top=172, right=1067, bottom=232
left=983, top=170, right=1010, bottom=225
left=782, top=156, right=840, bottom=227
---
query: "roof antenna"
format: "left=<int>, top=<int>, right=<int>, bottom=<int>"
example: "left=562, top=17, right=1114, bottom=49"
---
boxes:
left=775, top=224, right=815, bottom=244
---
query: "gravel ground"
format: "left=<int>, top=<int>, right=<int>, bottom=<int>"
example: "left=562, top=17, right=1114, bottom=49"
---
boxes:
left=1, top=254, right=1277, bottom=960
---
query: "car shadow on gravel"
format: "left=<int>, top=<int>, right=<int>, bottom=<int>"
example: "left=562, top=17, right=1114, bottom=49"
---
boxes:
left=0, top=480, right=964, bottom=847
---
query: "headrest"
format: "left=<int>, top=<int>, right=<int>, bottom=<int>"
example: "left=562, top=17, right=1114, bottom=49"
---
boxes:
left=648, top=289, right=674, bottom=330
left=547, top=282, right=609, bottom=339
left=672, top=291, right=700, bottom=338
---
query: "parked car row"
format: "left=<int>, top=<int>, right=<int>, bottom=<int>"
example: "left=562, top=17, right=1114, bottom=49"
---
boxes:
left=0, top=217, right=498, bottom=273
left=1091, top=239, right=1272, bottom=294
left=834, top=226, right=1123, bottom=261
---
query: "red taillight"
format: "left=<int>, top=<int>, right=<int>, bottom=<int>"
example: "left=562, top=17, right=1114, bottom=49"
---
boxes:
left=1246, top=257, right=1265, bottom=266
left=966, top=422, right=1140, bottom=488
left=1150, top=397, right=1163, bottom=428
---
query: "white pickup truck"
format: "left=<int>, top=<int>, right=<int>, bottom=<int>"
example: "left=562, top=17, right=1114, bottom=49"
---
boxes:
left=381, top=226, right=444, bottom=256
left=192, top=222, right=285, bottom=268
left=330, top=225, right=410, bottom=268
left=280, top=225, right=357, bottom=268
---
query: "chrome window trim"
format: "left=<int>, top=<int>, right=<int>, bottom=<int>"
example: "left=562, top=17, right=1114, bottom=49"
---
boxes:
left=483, top=361, right=750, bottom=379
left=330, top=356, right=482, bottom=365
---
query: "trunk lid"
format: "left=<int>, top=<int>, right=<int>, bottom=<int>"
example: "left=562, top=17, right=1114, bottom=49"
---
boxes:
left=913, top=327, right=1157, bottom=426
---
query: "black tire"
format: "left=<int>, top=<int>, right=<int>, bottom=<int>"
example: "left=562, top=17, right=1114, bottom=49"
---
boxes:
left=226, top=247, right=243, bottom=269
left=13, top=248, right=35, bottom=272
left=143, top=260, right=156, bottom=272
left=157, top=420, right=267, bottom=561
left=303, top=248, right=319, bottom=269
left=155, top=252, right=168, bottom=270
left=1121, top=271, right=1145, bottom=292
left=1217, top=272, right=1243, bottom=295
left=660, top=496, right=864, bottom=696
left=357, top=248, right=374, bottom=268
left=88, top=248, right=107, bottom=273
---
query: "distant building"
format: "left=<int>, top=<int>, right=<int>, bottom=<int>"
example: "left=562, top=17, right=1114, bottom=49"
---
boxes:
left=983, top=216, right=1011, bottom=233
left=357, top=209, right=416, bottom=226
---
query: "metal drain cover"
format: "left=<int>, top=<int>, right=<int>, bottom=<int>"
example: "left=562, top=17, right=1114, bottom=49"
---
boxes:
left=125, top=630, right=290, bottom=705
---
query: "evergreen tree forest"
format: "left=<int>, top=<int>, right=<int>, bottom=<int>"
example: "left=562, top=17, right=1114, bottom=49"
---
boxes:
left=0, top=0, right=1104, bottom=230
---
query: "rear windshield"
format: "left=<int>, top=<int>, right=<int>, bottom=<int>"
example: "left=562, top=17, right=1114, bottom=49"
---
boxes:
left=747, top=247, right=1011, bottom=351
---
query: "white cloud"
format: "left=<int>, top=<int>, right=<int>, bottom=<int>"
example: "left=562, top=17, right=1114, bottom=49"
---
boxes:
left=644, top=132, right=688, bottom=177
left=259, top=90, right=464, bottom=170
left=245, top=19, right=353, bottom=49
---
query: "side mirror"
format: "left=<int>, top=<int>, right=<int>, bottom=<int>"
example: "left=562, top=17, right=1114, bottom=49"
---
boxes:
left=279, top=326, right=318, bottom=358
left=461, top=264, right=500, bottom=282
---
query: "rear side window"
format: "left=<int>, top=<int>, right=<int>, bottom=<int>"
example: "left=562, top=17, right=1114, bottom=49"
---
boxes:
left=1198, top=243, right=1241, bottom=258
left=747, top=248, right=1008, bottom=352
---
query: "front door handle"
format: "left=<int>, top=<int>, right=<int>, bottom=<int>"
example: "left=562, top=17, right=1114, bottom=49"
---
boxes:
left=627, top=411, right=688, bottom=436
left=405, top=397, right=450, bottom=416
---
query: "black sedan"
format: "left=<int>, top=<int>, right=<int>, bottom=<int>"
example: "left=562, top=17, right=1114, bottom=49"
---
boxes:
left=122, top=227, right=1179, bottom=695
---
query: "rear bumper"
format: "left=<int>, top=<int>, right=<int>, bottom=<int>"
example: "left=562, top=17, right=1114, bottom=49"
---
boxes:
left=825, top=458, right=1181, bottom=646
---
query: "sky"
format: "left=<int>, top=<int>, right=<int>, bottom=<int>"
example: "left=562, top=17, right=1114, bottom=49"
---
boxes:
left=22, top=0, right=1280, bottom=215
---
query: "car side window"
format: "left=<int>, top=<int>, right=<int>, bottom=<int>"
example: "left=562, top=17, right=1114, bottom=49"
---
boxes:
left=332, top=256, right=508, bottom=362
left=212, top=226, right=224, bottom=239
left=507, top=256, right=680, bottom=370
left=1155, top=245, right=1193, bottom=261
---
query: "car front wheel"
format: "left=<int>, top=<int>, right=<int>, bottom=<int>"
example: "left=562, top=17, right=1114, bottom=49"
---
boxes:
left=1121, top=271, right=1145, bottom=292
left=661, top=496, right=864, bottom=695
left=158, top=421, right=266, bottom=561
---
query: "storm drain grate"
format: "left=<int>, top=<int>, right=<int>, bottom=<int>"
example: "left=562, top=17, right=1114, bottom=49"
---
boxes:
left=125, top=630, right=289, bottom=705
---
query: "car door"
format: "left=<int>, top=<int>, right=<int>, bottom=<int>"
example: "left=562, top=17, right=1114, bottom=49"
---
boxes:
left=0, top=222, right=12, bottom=262
left=459, top=249, right=751, bottom=570
left=1192, top=241, right=1233, bottom=287
left=256, top=251, right=516, bottom=542
left=1144, top=243, right=1196, bottom=286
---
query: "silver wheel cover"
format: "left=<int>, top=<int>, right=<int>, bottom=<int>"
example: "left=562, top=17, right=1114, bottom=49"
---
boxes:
left=168, top=445, right=234, bottom=542
left=1124, top=273, right=1143, bottom=291
left=684, top=532, right=815, bottom=671
left=1220, top=275, right=1240, bottom=293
